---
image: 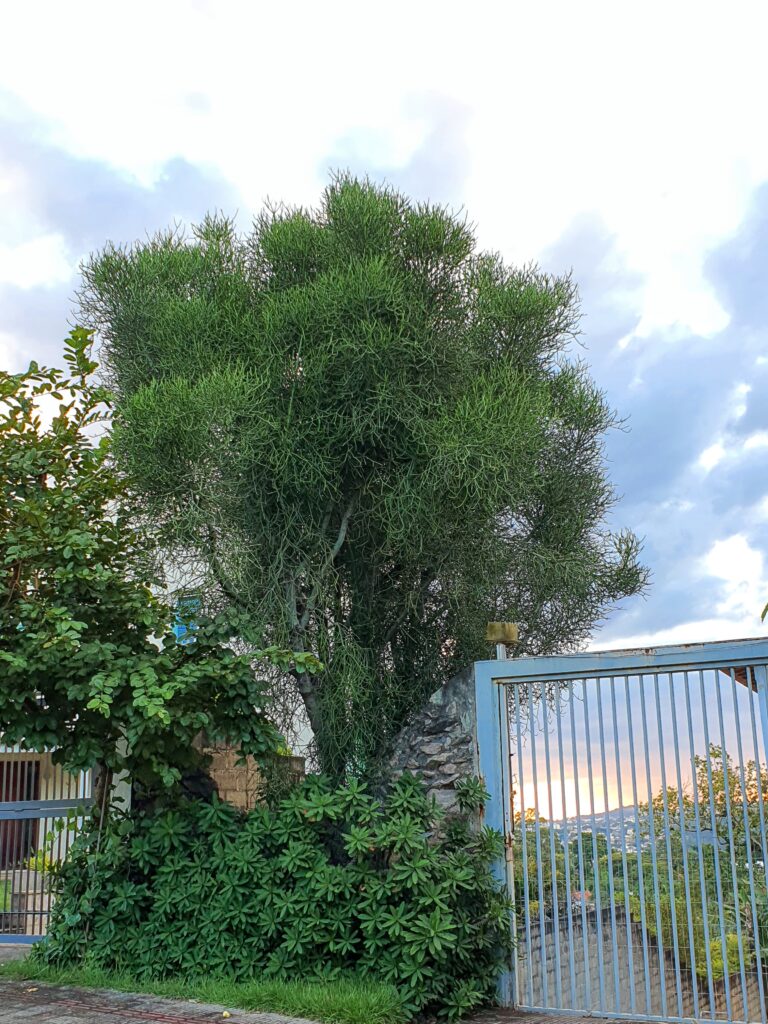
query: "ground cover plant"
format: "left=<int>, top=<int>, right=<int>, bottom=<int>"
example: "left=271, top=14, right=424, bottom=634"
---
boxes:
left=36, top=774, right=512, bottom=1021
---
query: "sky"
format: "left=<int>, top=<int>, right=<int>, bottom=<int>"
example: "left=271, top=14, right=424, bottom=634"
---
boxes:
left=1, top=0, right=767, bottom=651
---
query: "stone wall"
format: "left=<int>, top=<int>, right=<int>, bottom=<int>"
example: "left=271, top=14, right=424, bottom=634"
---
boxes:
left=386, top=666, right=478, bottom=813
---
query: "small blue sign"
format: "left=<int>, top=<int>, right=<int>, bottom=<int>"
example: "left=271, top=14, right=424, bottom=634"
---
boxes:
left=173, top=595, right=200, bottom=646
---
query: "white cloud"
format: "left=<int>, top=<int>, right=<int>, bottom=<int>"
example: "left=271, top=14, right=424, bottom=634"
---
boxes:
left=743, top=431, right=768, bottom=451
left=698, top=442, right=726, bottom=472
left=591, top=534, right=768, bottom=651
left=702, top=534, right=767, bottom=620
left=590, top=617, right=766, bottom=652
left=1, top=0, right=768, bottom=341
left=732, top=383, right=751, bottom=419
left=0, top=234, right=72, bottom=289
left=3, top=0, right=768, bottom=654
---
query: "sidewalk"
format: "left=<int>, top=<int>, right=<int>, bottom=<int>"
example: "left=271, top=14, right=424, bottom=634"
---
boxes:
left=0, top=948, right=527, bottom=1024
left=0, top=980, right=319, bottom=1024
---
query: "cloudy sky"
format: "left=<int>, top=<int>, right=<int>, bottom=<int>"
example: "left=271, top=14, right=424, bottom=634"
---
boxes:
left=2, top=0, right=767, bottom=650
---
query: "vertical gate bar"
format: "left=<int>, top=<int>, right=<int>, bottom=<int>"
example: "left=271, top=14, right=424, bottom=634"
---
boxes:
left=35, top=815, right=44, bottom=937
left=24, top=771, right=29, bottom=933
left=747, top=664, right=768, bottom=1024
left=514, top=686, right=534, bottom=1006
left=541, top=687, right=563, bottom=1007
left=745, top=666, right=768, bottom=951
left=755, top=665, right=768, bottom=773
left=623, top=673, right=653, bottom=1014
left=527, top=684, right=550, bottom=1008
left=609, top=676, right=637, bottom=1014
left=0, top=756, right=4, bottom=936
left=638, top=672, right=670, bottom=1018
left=651, top=672, right=685, bottom=1019
left=24, top=761, right=31, bottom=937
left=729, top=667, right=767, bottom=1023
left=14, top=770, right=21, bottom=934
left=18, top=760, right=24, bottom=938
left=568, top=679, right=593, bottom=1010
left=5, top=757, right=14, bottom=936
left=555, top=686, right=578, bottom=1008
left=475, top=663, right=514, bottom=1006
left=682, top=669, right=717, bottom=1016
left=699, top=668, right=733, bottom=1020
left=501, top=687, right=519, bottom=1011
left=0, top=757, right=4, bottom=937
left=582, top=678, right=607, bottom=1013
left=713, top=669, right=749, bottom=1021
left=668, top=671, right=701, bottom=1018
left=596, top=681, right=622, bottom=1012
left=754, top=654, right=768, bottom=1007
left=29, top=762, right=35, bottom=936
left=55, top=805, right=65, bottom=932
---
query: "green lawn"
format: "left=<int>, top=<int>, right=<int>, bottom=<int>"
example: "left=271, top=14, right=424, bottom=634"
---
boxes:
left=0, top=959, right=406, bottom=1024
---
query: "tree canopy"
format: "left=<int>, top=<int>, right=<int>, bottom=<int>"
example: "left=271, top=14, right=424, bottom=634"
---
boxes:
left=80, top=174, right=648, bottom=775
left=0, top=330, right=318, bottom=798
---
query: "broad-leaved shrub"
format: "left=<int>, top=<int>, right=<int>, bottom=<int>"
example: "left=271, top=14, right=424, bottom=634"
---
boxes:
left=38, top=774, right=511, bottom=1020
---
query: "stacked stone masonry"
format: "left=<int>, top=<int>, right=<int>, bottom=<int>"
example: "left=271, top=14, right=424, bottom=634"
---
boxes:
left=386, top=667, right=479, bottom=814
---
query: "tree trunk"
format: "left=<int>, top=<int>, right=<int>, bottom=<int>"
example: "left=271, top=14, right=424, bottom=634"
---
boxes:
left=92, top=762, right=113, bottom=825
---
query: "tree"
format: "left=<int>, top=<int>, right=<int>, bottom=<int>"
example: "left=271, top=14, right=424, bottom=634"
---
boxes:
left=79, top=174, right=648, bottom=775
left=0, top=330, right=318, bottom=805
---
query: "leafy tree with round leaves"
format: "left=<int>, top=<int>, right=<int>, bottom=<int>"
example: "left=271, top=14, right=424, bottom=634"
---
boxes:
left=80, top=174, right=648, bottom=776
left=0, top=329, right=318, bottom=805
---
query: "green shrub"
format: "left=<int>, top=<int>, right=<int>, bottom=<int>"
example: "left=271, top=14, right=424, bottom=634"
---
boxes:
left=37, top=774, right=512, bottom=1021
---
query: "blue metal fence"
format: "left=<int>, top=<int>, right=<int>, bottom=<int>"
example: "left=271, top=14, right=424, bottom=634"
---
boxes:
left=0, top=748, right=92, bottom=942
left=476, top=639, right=768, bottom=1024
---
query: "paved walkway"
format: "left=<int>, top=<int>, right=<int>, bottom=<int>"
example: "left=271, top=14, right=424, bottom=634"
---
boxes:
left=0, top=981, right=620, bottom=1024
left=0, top=980, right=319, bottom=1024
left=0, top=948, right=619, bottom=1024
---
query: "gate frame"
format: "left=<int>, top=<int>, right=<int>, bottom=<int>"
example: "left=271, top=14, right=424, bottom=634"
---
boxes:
left=474, top=636, right=768, bottom=1011
left=0, top=750, right=93, bottom=944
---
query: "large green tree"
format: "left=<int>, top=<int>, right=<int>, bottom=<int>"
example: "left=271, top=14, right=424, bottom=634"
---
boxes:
left=0, top=330, right=317, bottom=804
left=80, top=175, right=647, bottom=775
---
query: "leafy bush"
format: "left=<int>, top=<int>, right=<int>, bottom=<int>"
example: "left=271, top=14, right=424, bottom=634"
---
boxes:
left=37, top=774, right=511, bottom=1020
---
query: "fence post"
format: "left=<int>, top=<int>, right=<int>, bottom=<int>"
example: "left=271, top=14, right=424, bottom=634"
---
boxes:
left=474, top=659, right=516, bottom=1007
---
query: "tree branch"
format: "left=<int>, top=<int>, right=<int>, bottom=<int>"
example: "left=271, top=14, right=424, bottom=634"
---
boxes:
left=205, top=526, right=249, bottom=612
left=297, top=497, right=355, bottom=632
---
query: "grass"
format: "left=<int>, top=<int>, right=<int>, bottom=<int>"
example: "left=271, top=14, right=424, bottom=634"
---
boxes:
left=0, top=957, right=406, bottom=1024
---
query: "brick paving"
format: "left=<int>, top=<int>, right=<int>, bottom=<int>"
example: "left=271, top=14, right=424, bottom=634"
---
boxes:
left=0, top=948, right=622, bottom=1024
left=0, top=981, right=319, bottom=1023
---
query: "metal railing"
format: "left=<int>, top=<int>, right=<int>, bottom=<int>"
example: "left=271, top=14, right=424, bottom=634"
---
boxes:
left=0, top=750, right=92, bottom=942
left=492, top=640, right=768, bottom=1024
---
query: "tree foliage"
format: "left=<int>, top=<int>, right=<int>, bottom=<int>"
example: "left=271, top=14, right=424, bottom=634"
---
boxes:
left=0, top=330, right=318, bottom=794
left=80, top=174, right=648, bottom=774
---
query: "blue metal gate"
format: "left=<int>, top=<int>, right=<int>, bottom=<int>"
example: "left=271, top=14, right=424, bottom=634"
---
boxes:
left=0, top=747, right=92, bottom=943
left=475, top=639, right=768, bottom=1024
